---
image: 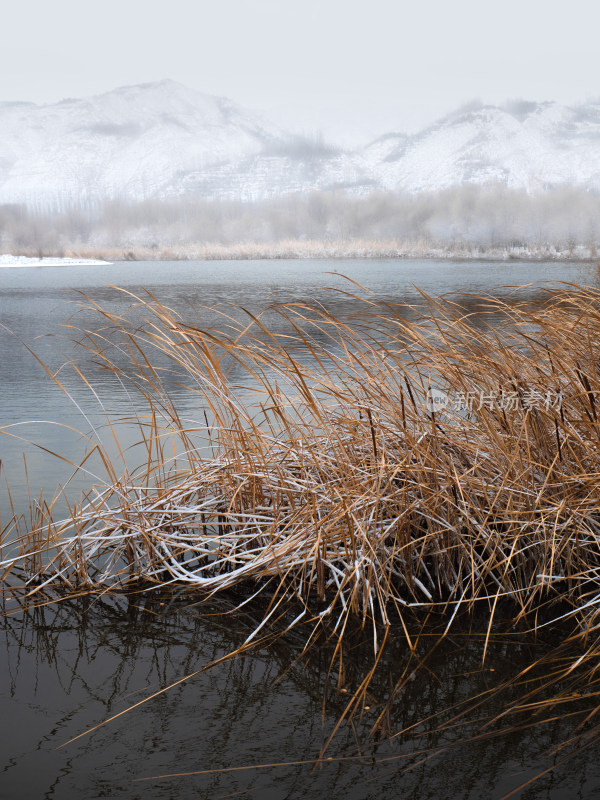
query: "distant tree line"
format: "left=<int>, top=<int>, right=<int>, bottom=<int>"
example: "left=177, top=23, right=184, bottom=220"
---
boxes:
left=1, top=184, right=599, bottom=257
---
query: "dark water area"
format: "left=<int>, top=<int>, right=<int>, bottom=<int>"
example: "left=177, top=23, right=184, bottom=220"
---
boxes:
left=2, top=259, right=600, bottom=799
left=2, top=593, right=599, bottom=800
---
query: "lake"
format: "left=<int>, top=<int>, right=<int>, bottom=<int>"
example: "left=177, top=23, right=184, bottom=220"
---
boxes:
left=2, top=258, right=600, bottom=799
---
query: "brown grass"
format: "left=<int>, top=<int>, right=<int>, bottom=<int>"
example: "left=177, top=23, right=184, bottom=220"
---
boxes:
left=4, top=281, right=600, bottom=783
left=3, top=283, right=600, bottom=636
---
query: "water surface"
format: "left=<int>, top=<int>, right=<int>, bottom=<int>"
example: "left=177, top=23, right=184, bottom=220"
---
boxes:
left=2, top=594, right=599, bottom=800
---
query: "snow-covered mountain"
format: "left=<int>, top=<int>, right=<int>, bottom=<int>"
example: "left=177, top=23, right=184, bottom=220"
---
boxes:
left=0, top=80, right=285, bottom=206
left=364, top=99, right=600, bottom=192
left=1, top=83, right=599, bottom=207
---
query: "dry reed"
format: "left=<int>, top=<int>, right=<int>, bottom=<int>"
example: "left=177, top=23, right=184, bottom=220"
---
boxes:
left=6, top=281, right=600, bottom=785
left=3, top=282, right=600, bottom=644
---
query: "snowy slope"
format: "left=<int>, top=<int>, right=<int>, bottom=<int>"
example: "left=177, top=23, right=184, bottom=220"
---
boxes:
left=0, top=81, right=284, bottom=205
left=364, top=100, right=600, bottom=192
left=0, top=85, right=599, bottom=206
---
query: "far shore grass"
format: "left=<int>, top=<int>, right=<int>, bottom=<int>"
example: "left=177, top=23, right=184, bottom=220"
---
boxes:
left=6, top=239, right=600, bottom=262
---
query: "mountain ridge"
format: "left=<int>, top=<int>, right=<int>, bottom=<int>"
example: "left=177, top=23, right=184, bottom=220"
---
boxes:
left=1, top=81, right=599, bottom=207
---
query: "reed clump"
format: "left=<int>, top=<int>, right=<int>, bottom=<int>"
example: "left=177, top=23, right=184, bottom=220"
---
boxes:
left=3, top=283, right=600, bottom=647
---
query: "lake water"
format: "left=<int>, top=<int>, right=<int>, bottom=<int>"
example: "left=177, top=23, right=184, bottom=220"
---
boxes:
left=2, top=259, right=600, bottom=799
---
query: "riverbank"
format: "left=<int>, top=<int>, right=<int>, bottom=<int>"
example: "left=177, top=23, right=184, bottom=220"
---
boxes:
left=6, top=241, right=599, bottom=262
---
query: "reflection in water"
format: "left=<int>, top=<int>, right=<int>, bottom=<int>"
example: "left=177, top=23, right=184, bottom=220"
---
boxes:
left=1, top=594, right=599, bottom=800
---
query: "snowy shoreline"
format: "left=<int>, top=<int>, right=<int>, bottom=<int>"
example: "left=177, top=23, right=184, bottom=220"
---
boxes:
left=43, top=242, right=598, bottom=263
left=0, top=255, right=112, bottom=269
left=2, top=246, right=599, bottom=264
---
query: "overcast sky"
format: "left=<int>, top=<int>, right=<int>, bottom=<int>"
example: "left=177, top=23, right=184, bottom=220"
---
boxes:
left=4, top=0, right=600, bottom=143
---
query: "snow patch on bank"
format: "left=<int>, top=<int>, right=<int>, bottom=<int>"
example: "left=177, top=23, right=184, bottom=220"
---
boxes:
left=0, top=255, right=112, bottom=268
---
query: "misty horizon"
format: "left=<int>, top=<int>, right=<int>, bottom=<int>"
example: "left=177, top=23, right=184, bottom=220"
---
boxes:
left=3, top=0, right=599, bottom=146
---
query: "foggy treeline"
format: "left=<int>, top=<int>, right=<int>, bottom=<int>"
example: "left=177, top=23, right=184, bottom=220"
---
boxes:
left=1, top=184, right=599, bottom=258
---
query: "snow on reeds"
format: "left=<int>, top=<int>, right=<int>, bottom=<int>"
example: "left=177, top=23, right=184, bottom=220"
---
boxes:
left=3, top=283, right=600, bottom=648
left=55, top=240, right=599, bottom=261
